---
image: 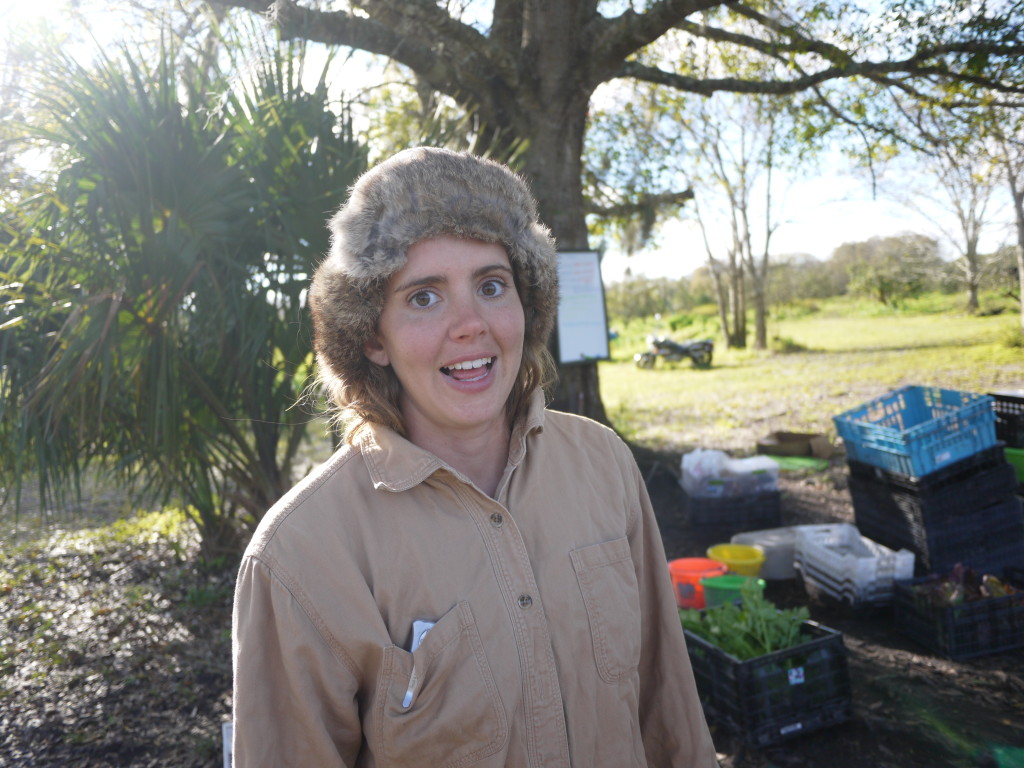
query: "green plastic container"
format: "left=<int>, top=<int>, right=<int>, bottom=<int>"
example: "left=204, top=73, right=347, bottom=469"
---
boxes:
left=1004, top=446, right=1024, bottom=484
left=700, top=574, right=767, bottom=608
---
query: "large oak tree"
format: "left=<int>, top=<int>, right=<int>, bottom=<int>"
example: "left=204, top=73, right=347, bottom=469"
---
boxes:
left=203, top=0, right=1024, bottom=420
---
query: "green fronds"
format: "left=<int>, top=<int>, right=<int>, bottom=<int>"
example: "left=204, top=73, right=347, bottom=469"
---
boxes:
left=0, top=15, right=367, bottom=554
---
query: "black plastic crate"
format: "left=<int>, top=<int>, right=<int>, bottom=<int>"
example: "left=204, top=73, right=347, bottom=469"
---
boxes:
left=893, top=568, right=1024, bottom=660
left=843, top=456, right=1011, bottom=528
left=991, top=392, right=1024, bottom=448
left=846, top=446, right=1021, bottom=571
left=846, top=443, right=1015, bottom=515
left=684, top=621, right=852, bottom=747
left=852, top=486, right=1024, bottom=576
left=681, top=487, right=781, bottom=532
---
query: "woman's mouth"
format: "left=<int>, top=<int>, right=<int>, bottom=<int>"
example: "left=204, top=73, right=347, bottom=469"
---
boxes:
left=441, top=357, right=494, bottom=381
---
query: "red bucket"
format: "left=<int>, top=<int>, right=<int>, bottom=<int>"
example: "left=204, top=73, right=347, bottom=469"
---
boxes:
left=668, top=557, right=729, bottom=609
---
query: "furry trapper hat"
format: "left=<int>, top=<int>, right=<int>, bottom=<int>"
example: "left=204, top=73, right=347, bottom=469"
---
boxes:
left=309, top=147, right=559, bottom=415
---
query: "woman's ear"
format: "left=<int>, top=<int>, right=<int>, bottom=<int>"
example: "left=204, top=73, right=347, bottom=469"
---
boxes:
left=364, top=336, right=390, bottom=367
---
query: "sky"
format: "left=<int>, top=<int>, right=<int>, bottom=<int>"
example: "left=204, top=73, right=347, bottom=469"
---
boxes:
left=598, top=166, right=1014, bottom=284
left=1, top=0, right=95, bottom=35
left=598, top=185, right=935, bottom=284
left=0, top=0, right=124, bottom=58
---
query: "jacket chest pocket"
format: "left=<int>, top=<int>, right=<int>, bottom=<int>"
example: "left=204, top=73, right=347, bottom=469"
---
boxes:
left=369, top=601, right=508, bottom=768
left=570, top=536, right=642, bottom=683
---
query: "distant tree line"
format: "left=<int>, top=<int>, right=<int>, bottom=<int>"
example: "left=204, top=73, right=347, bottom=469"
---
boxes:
left=604, top=233, right=1021, bottom=321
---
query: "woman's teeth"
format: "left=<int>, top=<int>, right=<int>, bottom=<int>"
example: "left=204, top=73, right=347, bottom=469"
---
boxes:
left=442, top=357, right=493, bottom=376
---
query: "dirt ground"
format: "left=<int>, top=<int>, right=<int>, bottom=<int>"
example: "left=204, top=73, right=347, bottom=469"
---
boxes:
left=1, top=450, right=1023, bottom=767
left=641, top=451, right=1024, bottom=768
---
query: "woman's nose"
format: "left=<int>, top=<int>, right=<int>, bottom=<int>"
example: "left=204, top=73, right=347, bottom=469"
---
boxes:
left=449, top=296, right=487, bottom=339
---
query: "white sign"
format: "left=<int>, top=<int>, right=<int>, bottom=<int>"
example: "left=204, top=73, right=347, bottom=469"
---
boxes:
left=556, top=251, right=610, bottom=364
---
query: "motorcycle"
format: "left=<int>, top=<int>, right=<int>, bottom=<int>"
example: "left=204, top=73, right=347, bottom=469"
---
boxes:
left=634, top=335, right=714, bottom=369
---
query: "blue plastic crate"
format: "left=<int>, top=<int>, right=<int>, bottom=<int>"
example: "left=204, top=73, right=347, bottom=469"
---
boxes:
left=833, top=386, right=996, bottom=477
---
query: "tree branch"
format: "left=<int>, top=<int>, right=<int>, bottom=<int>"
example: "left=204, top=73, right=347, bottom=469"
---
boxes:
left=585, top=189, right=694, bottom=217
left=587, top=0, right=727, bottom=67
left=618, top=53, right=1024, bottom=97
left=209, top=1, right=436, bottom=68
left=357, top=0, right=518, bottom=83
left=615, top=0, right=1024, bottom=96
left=209, top=1, right=519, bottom=110
left=675, top=16, right=819, bottom=62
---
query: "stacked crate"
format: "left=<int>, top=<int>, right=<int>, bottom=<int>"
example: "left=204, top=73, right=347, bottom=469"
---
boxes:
left=792, top=523, right=915, bottom=606
left=845, top=446, right=1021, bottom=575
left=834, top=386, right=1024, bottom=577
left=992, top=390, right=1024, bottom=490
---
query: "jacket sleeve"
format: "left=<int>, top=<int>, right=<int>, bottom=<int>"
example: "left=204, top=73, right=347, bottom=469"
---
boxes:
left=625, top=453, right=720, bottom=767
left=232, top=555, right=363, bottom=768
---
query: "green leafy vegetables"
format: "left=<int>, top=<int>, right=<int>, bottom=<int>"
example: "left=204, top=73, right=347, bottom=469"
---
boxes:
left=680, top=580, right=810, bottom=660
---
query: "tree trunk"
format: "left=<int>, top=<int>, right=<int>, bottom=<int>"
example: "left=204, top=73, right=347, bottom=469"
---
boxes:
left=966, top=282, right=980, bottom=314
left=520, top=92, right=608, bottom=422
left=709, top=258, right=732, bottom=344
left=964, top=237, right=981, bottom=314
left=747, top=250, right=770, bottom=350
left=1012, top=183, right=1024, bottom=334
left=753, top=284, right=768, bottom=349
left=729, top=253, right=747, bottom=349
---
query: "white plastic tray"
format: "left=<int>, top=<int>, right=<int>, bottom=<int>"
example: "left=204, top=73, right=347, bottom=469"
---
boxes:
left=794, top=523, right=914, bottom=605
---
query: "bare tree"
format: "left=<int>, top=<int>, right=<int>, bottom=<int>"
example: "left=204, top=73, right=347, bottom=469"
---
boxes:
left=694, top=195, right=745, bottom=348
left=933, top=153, right=999, bottom=314
left=889, top=110, right=1003, bottom=314
left=683, top=90, right=786, bottom=349
left=989, top=109, right=1024, bottom=332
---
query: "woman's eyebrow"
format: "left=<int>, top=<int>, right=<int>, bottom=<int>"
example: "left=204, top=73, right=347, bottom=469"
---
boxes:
left=474, top=264, right=515, bottom=279
left=392, top=264, right=513, bottom=293
left=390, top=274, right=447, bottom=294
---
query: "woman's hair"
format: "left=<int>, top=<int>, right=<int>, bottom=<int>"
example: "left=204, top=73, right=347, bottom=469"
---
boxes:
left=309, top=147, right=559, bottom=442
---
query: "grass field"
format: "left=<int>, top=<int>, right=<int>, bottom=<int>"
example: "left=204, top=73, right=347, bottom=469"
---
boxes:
left=599, top=294, right=1024, bottom=453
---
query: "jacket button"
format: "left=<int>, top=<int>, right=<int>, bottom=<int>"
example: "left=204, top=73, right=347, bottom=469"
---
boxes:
left=517, top=594, right=533, bottom=608
left=490, top=512, right=503, bottom=527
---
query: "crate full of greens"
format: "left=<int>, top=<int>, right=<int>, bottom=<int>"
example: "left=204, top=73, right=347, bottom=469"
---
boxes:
left=892, top=564, right=1024, bottom=660
left=680, top=583, right=852, bottom=747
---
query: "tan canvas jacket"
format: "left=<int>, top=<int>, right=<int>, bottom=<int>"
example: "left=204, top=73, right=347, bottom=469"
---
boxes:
left=232, top=393, right=718, bottom=767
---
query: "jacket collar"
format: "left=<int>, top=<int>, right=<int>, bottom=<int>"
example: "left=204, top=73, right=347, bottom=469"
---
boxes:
left=359, top=389, right=547, bottom=492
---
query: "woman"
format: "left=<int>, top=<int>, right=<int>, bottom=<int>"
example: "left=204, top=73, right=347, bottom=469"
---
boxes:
left=232, top=147, right=718, bottom=767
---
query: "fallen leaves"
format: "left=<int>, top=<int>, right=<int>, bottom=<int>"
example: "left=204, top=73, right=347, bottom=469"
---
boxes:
left=0, top=511, right=233, bottom=766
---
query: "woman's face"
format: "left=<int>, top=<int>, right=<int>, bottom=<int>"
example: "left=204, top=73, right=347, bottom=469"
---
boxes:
left=364, top=236, right=526, bottom=444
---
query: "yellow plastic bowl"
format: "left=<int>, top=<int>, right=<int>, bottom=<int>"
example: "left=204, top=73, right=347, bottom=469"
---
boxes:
left=706, top=543, right=766, bottom=577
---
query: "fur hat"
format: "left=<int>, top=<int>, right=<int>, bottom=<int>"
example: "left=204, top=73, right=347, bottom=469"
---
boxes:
left=309, top=147, right=559, bottom=398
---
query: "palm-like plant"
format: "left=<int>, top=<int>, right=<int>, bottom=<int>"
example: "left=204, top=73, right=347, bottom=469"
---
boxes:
left=0, top=20, right=366, bottom=556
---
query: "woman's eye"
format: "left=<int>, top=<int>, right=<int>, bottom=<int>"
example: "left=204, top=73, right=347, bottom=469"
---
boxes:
left=410, top=290, right=439, bottom=308
left=480, top=279, right=506, bottom=298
